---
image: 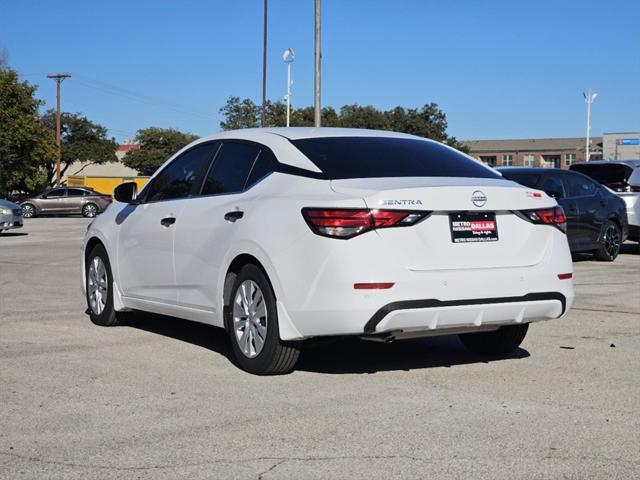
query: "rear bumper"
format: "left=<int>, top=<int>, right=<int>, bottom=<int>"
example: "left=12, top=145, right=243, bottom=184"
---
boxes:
left=365, top=292, right=566, bottom=334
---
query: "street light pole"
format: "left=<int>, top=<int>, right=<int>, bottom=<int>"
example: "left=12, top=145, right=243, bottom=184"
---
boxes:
left=261, top=0, right=268, bottom=127
left=283, top=48, right=295, bottom=127
left=314, top=0, right=321, bottom=127
left=47, top=73, right=71, bottom=186
left=583, top=89, right=597, bottom=162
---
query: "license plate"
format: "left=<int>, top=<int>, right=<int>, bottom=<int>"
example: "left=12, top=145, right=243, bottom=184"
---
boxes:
left=449, top=212, right=498, bottom=243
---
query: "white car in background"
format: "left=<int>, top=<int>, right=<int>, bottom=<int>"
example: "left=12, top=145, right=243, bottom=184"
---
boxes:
left=82, top=128, right=574, bottom=375
left=570, top=160, right=640, bottom=244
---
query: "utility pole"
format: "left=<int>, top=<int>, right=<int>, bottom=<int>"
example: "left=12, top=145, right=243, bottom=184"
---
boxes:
left=583, top=89, right=597, bottom=162
left=314, top=0, right=321, bottom=127
left=47, top=73, right=71, bottom=186
left=261, top=0, right=268, bottom=127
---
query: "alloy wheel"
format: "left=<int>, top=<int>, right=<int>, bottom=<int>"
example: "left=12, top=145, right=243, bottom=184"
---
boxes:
left=22, top=204, right=34, bottom=218
left=603, top=224, right=620, bottom=259
left=84, top=204, right=98, bottom=217
left=87, top=256, right=108, bottom=315
left=233, top=280, right=268, bottom=358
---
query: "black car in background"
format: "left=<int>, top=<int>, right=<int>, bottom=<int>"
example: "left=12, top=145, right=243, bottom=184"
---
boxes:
left=498, top=167, right=628, bottom=261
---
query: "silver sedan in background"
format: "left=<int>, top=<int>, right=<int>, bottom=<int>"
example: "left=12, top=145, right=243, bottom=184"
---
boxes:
left=0, top=199, right=23, bottom=233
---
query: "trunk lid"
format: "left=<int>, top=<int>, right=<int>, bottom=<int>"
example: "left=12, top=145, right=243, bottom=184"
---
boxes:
left=331, top=177, right=558, bottom=270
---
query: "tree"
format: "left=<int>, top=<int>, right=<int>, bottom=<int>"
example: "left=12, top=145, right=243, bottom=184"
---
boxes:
left=40, top=111, right=118, bottom=185
left=0, top=67, right=56, bottom=197
left=123, top=127, right=198, bottom=175
left=218, top=96, right=467, bottom=151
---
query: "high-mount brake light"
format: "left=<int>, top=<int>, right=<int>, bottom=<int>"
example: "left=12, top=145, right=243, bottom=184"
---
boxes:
left=519, top=206, right=567, bottom=233
left=301, top=208, right=430, bottom=239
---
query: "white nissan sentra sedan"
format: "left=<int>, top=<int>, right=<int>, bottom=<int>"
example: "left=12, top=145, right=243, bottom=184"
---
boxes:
left=82, top=128, right=574, bottom=374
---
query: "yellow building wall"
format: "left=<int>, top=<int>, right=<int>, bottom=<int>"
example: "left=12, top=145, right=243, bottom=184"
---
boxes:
left=67, top=176, right=149, bottom=195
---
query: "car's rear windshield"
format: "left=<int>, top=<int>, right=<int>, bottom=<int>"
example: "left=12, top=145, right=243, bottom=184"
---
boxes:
left=570, top=164, right=633, bottom=185
left=500, top=172, right=541, bottom=189
left=290, top=137, right=500, bottom=180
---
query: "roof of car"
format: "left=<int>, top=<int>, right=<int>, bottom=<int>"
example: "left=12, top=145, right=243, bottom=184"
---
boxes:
left=497, top=167, right=567, bottom=174
left=199, top=127, right=421, bottom=142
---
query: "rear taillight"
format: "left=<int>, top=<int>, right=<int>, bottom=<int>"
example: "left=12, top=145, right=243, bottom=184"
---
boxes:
left=607, top=182, right=640, bottom=193
left=301, top=208, right=430, bottom=239
left=519, top=206, right=567, bottom=233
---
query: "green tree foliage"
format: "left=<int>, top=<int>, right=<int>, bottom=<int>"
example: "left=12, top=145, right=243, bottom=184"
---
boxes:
left=123, top=127, right=198, bottom=175
left=40, top=111, right=118, bottom=185
left=218, top=96, right=468, bottom=152
left=0, top=67, right=56, bottom=197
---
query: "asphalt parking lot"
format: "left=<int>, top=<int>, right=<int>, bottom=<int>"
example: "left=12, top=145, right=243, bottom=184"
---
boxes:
left=1, top=217, right=639, bottom=479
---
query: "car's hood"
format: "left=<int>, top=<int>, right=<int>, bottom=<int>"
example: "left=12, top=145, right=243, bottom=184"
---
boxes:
left=0, top=199, right=21, bottom=209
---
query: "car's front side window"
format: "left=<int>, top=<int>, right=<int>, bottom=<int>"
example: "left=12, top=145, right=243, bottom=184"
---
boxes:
left=201, top=142, right=261, bottom=195
left=566, top=173, right=596, bottom=198
left=144, top=143, right=218, bottom=202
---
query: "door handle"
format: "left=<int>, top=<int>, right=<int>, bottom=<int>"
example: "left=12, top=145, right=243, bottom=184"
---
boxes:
left=160, top=216, right=176, bottom=227
left=224, top=211, right=244, bottom=222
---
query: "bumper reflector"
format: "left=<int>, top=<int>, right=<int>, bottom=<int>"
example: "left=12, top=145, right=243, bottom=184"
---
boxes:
left=354, top=282, right=395, bottom=290
left=557, top=273, right=573, bottom=280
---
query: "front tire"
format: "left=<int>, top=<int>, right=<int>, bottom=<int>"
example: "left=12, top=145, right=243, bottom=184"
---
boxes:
left=594, top=220, right=621, bottom=261
left=226, top=264, right=300, bottom=375
left=22, top=203, right=36, bottom=218
left=459, top=323, right=529, bottom=355
left=85, top=244, right=123, bottom=326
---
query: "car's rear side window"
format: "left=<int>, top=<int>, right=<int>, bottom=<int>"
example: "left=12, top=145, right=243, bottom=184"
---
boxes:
left=67, top=188, right=85, bottom=196
left=245, top=149, right=277, bottom=189
left=201, top=142, right=261, bottom=195
left=290, top=137, right=500, bottom=180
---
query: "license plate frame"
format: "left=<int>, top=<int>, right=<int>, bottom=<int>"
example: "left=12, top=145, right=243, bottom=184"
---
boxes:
left=449, top=212, right=499, bottom=243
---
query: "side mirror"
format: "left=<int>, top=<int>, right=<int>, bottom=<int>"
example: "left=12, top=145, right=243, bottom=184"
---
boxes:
left=114, top=182, right=139, bottom=204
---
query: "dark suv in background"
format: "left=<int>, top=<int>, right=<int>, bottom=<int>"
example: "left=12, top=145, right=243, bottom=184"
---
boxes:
left=499, top=167, right=628, bottom=261
left=20, top=187, right=112, bottom=218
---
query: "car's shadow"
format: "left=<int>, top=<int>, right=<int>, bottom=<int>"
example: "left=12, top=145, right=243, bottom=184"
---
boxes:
left=0, top=232, right=28, bottom=237
left=123, top=312, right=529, bottom=375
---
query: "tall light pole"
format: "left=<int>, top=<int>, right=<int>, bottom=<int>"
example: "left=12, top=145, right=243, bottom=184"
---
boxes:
left=314, top=0, right=321, bottom=127
left=583, top=89, right=597, bottom=162
left=47, top=73, right=71, bottom=186
left=261, top=0, right=268, bottom=127
left=283, top=48, right=295, bottom=127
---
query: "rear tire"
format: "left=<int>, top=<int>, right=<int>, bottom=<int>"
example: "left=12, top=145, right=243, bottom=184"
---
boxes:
left=82, top=203, right=99, bottom=218
left=594, top=220, right=621, bottom=262
left=85, top=244, right=123, bottom=326
left=22, top=203, right=36, bottom=218
left=225, top=264, right=300, bottom=375
left=459, top=323, right=529, bottom=355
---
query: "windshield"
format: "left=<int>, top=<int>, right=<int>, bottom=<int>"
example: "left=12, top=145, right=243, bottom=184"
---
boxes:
left=290, top=137, right=500, bottom=180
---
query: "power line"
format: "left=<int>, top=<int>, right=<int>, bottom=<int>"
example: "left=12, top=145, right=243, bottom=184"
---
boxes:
left=72, top=74, right=216, bottom=121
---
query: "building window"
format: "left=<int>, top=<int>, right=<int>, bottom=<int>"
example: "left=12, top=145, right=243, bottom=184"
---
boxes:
left=565, top=153, right=576, bottom=166
left=523, top=154, right=534, bottom=167
left=502, top=154, right=513, bottom=166
left=479, top=156, right=497, bottom=167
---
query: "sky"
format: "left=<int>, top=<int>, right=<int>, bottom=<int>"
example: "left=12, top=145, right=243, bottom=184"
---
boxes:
left=1, top=0, right=638, bottom=143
